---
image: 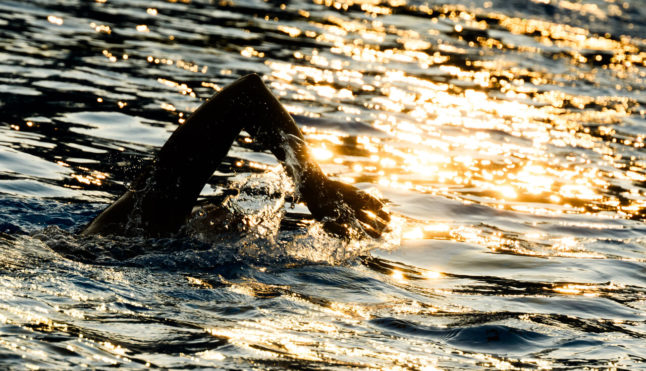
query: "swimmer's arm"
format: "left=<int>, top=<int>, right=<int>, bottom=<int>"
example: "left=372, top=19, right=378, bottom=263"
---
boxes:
left=80, top=74, right=388, bottom=237
left=222, top=75, right=389, bottom=237
left=242, top=97, right=390, bottom=237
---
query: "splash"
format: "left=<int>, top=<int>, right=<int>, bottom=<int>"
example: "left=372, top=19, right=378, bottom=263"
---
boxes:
left=187, top=166, right=400, bottom=265
left=34, top=167, right=398, bottom=267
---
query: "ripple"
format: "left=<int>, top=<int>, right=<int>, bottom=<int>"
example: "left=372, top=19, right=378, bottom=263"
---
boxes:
left=0, top=0, right=645, bottom=368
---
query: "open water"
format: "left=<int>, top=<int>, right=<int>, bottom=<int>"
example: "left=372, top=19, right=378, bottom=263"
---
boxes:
left=1, top=0, right=646, bottom=369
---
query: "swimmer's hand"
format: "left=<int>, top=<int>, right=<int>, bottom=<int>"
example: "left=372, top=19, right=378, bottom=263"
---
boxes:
left=301, top=176, right=390, bottom=239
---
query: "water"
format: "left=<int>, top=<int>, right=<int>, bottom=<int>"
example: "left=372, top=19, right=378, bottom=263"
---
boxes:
left=1, top=0, right=646, bottom=368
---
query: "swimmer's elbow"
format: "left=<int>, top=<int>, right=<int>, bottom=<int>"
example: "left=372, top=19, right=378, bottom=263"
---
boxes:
left=80, top=191, right=136, bottom=236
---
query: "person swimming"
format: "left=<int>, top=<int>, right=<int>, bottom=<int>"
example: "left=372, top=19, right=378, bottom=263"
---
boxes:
left=81, top=74, right=390, bottom=239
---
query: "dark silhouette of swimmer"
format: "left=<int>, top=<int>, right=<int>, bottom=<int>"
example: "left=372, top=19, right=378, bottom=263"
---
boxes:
left=81, top=74, right=389, bottom=238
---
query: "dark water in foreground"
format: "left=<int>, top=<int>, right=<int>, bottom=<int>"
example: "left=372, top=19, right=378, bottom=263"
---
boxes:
left=1, top=0, right=646, bottom=368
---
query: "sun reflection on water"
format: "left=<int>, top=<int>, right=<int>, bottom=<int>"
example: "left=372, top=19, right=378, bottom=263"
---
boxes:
left=32, top=0, right=646, bottom=256
left=257, top=3, right=646, bottom=233
left=7, top=1, right=645, bottom=367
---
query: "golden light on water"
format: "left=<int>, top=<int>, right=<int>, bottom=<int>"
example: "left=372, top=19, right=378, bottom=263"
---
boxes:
left=196, top=350, right=225, bottom=361
left=423, top=270, right=442, bottom=279
left=69, top=0, right=645, bottom=261
left=391, top=269, right=405, bottom=282
left=47, top=15, right=63, bottom=26
left=403, top=227, right=423, bottom=240
left=68, top=0, right=646, bottom=264
left=311, top=146, right=334, bottom=161
left=4, top=1, right=646, bottom=369
left=553, top=284, right=600, bottom=297
left=260, top=4, right=646, bottom=232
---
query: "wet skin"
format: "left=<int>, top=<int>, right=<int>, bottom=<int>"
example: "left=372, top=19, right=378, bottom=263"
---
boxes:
left=81, top=74, right=389, bottom=239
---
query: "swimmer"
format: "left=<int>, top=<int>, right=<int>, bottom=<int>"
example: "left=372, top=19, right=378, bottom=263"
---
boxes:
left=81, top=74, right=390, bottom=238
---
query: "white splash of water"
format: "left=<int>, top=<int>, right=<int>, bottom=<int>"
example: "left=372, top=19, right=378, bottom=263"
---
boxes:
left=187, top=167, right=400, bottom=265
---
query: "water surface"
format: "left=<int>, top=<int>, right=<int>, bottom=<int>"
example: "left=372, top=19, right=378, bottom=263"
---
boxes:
left=1, top=0, right=646, bottom=368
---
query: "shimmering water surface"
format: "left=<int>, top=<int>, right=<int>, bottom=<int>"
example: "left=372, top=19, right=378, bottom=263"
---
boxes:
left=1, top=0, right=646, bottom=368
